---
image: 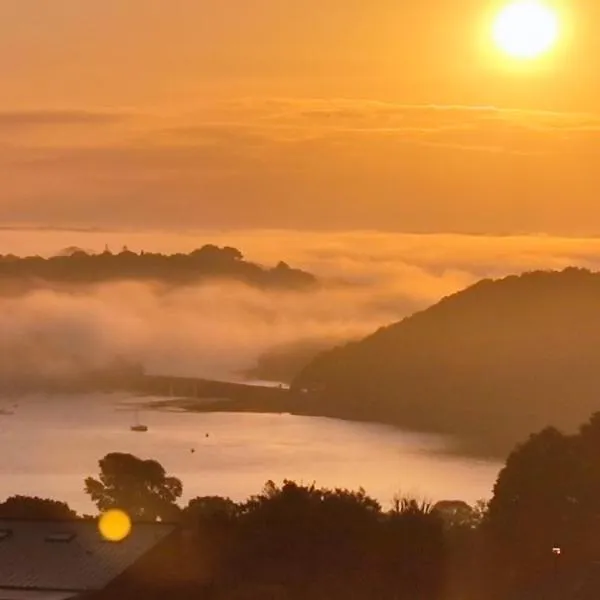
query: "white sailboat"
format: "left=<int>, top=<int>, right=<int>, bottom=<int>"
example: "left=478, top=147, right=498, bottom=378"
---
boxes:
left=130, top=406, right=148, bottom=432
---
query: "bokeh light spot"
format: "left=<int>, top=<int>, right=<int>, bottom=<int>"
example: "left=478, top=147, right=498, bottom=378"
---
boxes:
left=98, top=509, right=132, bottom=542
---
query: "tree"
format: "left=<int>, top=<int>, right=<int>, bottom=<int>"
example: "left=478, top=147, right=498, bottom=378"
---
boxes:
left=484, top=426, right=583, bottom=598
left=184, top=496, right=240, bottom=526
left=182, top=496, right=241, bottom=583
left=84, top=453, right=182, bottom=521
left=381, top=495, right=446, bottom=600
left=433, top=500, right=482, bottom=529
left=221, top=246, right=243, bottom=261
left=0, top=495, right=77, bottom=520
left=486, top=427, right=579, bottom=548
left=235, top=480, right=381, bottom=587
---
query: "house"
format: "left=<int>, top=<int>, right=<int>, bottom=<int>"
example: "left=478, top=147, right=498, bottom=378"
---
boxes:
left=0, top=519, right=177, bottom=600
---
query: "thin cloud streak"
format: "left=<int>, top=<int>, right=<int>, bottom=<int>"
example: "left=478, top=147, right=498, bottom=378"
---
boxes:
left=1, top=99, right=600, bottom=232
left=0, top=110, right=129, bottom=129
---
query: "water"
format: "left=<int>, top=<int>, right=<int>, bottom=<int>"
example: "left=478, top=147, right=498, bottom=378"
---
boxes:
left=0, top=392, right=500, bottom=514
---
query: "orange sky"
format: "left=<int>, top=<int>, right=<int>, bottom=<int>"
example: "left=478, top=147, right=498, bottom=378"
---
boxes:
left=2, top=0, right=600, bottom=233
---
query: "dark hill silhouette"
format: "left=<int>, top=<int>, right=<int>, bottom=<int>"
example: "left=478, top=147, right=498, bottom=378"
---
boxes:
left=242, top=337, right=342, bottom=384
left=291, top=268, right=600, bottom=457
left=0, top=244, right=317, bottom=291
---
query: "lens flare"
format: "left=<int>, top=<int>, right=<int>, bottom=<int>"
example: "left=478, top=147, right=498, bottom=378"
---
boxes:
left=98, top=509, right=132, bottom=542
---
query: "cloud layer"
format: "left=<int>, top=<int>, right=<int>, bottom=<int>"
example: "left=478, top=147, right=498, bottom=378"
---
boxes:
left=2, top=99, right=600, bottom=233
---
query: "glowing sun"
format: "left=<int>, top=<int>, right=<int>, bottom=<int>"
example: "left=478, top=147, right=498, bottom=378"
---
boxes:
left=492, top=1, right=560, bottom=59
left=98, top=509, right=132, bottom=542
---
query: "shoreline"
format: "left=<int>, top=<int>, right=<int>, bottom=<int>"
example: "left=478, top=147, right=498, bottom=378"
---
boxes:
left=0, top=373, right=511, bottom=462
left=143, top=392, right=506, bottom=462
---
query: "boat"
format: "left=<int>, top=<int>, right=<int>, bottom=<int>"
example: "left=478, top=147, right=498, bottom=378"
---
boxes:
left=130, top=407, right=148, bottom=432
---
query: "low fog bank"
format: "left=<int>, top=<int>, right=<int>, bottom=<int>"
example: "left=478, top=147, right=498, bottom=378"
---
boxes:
left=0, top=280, right=404, bottom=384
left=2, top=230, right=600, bottom=385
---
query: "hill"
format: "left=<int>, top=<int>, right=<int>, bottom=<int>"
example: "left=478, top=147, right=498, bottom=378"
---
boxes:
left=241, top=337, right=342, bottom=384
left=0, top=244, right=317, bottom=291
left=290, top=268, right=600, bottom=457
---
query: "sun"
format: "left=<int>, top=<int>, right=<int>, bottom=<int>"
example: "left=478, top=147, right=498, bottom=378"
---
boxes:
left=492, top=1, right=560, bottom=59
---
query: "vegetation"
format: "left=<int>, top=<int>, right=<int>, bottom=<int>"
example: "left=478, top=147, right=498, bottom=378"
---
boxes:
left=0, top=495, right=77, bottom=520
left=291, top=268, right=600, bottom=457
left=0, top=244, right=317, bottom=291
left=485, top=412, right=600, bottom=598
left=6, top=408, right=600, bottom=597
left=242, top=338, right=341, bottom=384
left=84, top=452, right=183, bottom=521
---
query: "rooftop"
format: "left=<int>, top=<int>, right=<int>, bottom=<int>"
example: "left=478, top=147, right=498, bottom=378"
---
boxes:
left=0, top=519, right=176, bottom=596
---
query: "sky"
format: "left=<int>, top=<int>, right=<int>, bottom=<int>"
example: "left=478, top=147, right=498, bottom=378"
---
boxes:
left=1, top=0, right=600, bottom=233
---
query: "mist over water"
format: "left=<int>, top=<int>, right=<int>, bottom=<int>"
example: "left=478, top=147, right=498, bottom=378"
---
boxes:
left=0, top=393, right=500, bottom=513
left=0, top=280, right=398, bottom=382
left=2, top=229, right=600, bottom=382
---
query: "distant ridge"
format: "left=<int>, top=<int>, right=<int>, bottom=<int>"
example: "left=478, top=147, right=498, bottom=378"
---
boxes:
left=0, top=244, right=317, bottom=291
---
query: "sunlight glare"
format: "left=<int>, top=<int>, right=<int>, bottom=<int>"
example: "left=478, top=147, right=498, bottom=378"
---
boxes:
left=492, top=1, right=560, bottom=59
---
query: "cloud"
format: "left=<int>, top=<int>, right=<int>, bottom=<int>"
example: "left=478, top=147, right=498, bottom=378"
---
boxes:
left=1, top=229, right=600, bottom=383
left=0, top=280, right=394, bottom=383
left=2, top=99, right=600, bottom=232
left=8, top=98, right=600, bottom=156
left=198, top=98, right=600, bottom=140
left=0, top=110, right=128, bottom=130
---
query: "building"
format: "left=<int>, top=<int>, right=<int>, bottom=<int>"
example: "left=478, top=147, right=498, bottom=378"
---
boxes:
left=0, top=519, right=177, bottom=600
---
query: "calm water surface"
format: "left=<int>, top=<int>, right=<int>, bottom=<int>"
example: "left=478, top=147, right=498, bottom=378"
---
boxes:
left=0, top=393, right=500, bottom=513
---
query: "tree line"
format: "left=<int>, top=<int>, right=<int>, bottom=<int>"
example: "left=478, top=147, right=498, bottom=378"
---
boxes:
left=0, top=244, right=317, bottom=290
left=5, top=411, right=600, bottom=598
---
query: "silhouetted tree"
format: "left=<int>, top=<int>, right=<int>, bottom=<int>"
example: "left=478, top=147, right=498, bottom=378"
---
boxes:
left=379, top=496, right=446, bottom=600
left=57, top=246, right=90, bottom=257
left=4, top=464, right=466, bottom=599
left=0, top=495, right=77, bottom=520
left=486, top=427, right=578, bottom=561
left=433, top=499, right=481, bottom=529
left=184, top=496, right=240, bottom=526
left=221, top=246, right=243, bottom=261
left=84, top=453, right=182, bottom=521
left=482, top=415, right=600, bottom=598
left=0, top=244, right=315, bottom=291
left=235, top=480, right=381, bottom=591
